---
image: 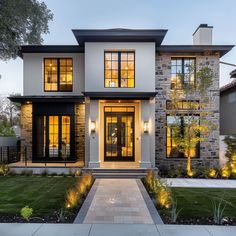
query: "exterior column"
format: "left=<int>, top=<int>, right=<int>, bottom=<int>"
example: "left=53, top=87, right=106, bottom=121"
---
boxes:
left=85, top=99, right=100, bottom=168
left=140, top=99, right=155, bottom=168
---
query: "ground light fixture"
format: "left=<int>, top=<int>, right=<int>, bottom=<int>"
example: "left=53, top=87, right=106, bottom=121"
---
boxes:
left=90, top=121, right=96, bottom=133
left=143, top=121, right=149, bottom=133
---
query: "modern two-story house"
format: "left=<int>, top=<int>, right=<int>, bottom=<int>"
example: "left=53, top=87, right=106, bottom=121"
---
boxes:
left=10, top=24, right=234, bottom=170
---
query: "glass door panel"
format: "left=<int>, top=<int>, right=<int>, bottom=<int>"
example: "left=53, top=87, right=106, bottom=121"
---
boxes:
left=121, top=116, right=133, bottom=157
left=105, top=116, right=118, bottom=157
left=49, top=116, right=59, bottom=158
left=35, top=115, right=71, bottom=161
left=104, top=108, right=134, bottom=161
left=61, top=116, right=70, bottom=158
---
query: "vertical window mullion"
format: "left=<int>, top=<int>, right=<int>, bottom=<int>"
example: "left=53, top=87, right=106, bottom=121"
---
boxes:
left=57, top=59, right=60, bottom=91
left=118, top=52, right=121, bottom=87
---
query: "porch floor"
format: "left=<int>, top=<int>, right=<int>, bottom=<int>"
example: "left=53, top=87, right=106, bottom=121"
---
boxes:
left=8, top=160, right=84, bottom=168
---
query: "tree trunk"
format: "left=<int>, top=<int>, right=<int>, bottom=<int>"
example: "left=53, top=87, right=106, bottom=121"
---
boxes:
left=187, top=156, right=191, bottom=174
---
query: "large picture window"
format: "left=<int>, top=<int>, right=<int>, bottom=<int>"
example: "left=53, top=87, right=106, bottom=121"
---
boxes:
left=44, top=58, right=73, bottom=92
left=166, top=115, right=200, bottom=158
left=104, top=51, right=135, bottom=88
left=171, top=58, right=196, bottom=90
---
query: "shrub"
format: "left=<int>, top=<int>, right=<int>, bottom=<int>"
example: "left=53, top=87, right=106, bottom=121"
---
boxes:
left=8, top=170, right=17, bottom=176
left=68, top=168, right=76, bottom=177
left=212, top=198, right=227, bottom=225
left=206, top=168, right=218, bottom=179
left=0, top=164, right=10, bottom=176
left=220, top=164, right=231, bottom=179
left=170, top=199, right=182, bottom=223
left=176, top=165, right=184, bottom=178
left=75, top=169, right=82, bottom=177
left=81, top=173, right=93, bottom=190
left=49, top=172, right=58, bottom=176
left=20, top=206, right=33, bottom=221
left=75, top=180, right=87, bottom=197
left=21, top=169, right=33, bottom=176
left=41, top=169, right=48, bottom=177
left=65, top=188, right=79, bottom=209
left=145, top=170, right=158, bottom=195
left=156, top=179, right=172, bottom=209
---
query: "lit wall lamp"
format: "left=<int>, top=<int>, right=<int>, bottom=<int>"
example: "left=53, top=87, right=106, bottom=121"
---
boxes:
left=143, top=121, right=149, bottom=133
left=90, top=121, right=96, bottom=133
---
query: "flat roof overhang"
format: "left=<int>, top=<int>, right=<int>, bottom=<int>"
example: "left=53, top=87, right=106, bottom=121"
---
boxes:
left=19, top=45, right=84, bottom=58
left=82, top=92, right=157, bottom=100
left=8, top=95, right=85, bottom=103
left=72, top=29, right=168, bottom=46
left=156, top=45, right=234, bottom=57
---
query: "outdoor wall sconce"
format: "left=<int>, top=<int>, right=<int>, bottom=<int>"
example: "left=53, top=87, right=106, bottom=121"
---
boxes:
left=143, top=121, right=149, bottom=133
left=90, top=121, right=96, bottom=133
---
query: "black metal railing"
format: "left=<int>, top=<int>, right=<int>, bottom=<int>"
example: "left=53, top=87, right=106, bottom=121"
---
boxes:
left=0, top=146, right=21, bottom=164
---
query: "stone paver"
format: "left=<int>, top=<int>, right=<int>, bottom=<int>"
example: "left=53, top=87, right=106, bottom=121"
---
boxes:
left=81, top=179, right=154, bottom=224
left=165, top=178, right=236, bottom=188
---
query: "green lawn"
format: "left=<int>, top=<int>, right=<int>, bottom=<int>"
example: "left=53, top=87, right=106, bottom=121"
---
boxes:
left=0, top=176, right=77, bottom=216
left=160, top=188, right=236, bottom=218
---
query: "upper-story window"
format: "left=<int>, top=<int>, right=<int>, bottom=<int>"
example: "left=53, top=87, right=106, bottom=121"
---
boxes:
left=44, top=58, right=73, bottom=92
left=171, top=58, right=196, bottom=90
left=104, top=51, right=135, bottom=88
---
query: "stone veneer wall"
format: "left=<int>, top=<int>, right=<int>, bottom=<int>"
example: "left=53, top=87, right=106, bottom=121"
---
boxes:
left=21, top=103, right=32, bottom=161
left=75, top=103, right=85, bottom=165
left=155, top=53, right=220, bottom=170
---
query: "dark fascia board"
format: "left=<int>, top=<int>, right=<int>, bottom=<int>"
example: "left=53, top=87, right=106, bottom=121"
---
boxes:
left=19, top=45, right=84, bottom=58
left=8, top=95, right=85, bottom=103
left=72, top=29, right=168, bottom=46
left=220, top=79, right=236, bottom=94
left=82, top=92, right=157, bottom=100
left=156, top=45, right=234, bottom=57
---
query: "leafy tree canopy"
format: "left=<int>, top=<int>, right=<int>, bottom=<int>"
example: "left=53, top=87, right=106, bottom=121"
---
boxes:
left=0, top=0, right=53, bottom=60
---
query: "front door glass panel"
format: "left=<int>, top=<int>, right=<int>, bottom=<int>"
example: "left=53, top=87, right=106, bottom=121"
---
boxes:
left=104, top=107, right=134, bottom=161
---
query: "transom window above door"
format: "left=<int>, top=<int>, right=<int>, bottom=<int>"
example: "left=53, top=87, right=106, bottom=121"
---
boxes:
left=104, top=51, right=135, bottom=88
left=44, top=58, right=73, bottom=92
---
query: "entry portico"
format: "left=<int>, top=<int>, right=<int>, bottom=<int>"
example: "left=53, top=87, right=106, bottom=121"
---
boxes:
left=85, top=94, right=156, bottom=168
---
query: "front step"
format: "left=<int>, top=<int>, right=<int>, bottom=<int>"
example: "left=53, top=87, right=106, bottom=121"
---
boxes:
left=83, top=168, right=158, bottom=179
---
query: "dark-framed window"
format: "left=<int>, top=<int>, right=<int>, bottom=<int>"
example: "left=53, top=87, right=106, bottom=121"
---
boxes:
left=32, top=103, right=75, bottom=162
left=166, top=114, right=200, bottom=158
left=166, top=100, right=200, bottom=110
left=171, top=57, right=196, bottom=90
left=104, top=51, right=135, bottom=88
left=44, top=58, right=73, bottom=92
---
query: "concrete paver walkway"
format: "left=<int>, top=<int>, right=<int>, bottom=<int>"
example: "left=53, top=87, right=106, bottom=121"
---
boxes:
left=74, top=179, right=161, bottom=224
left=165, top=178, right=236, bottom=188
left=1, top=223, right=236, bottom=236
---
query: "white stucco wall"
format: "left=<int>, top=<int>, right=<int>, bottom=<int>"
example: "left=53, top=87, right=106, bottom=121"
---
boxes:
left=85, top=42, right=155, bottom=92
left=23, top=53, right=84, bottom=96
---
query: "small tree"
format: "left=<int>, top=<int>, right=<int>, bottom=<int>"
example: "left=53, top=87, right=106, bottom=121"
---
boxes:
left=168, top=64, right=214, bottom=174
left=224, top=135, right=236, bottom=162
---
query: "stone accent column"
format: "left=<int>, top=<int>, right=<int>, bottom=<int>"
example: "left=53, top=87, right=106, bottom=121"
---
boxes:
left=75, top=103, right=85, bottom=165
left=21, top=103, right=32, bottom=161
left=155, top=53, right=220, bottom=170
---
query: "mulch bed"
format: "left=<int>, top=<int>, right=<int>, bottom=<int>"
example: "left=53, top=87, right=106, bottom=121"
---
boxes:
left=0, top=203, right=83, bottom=223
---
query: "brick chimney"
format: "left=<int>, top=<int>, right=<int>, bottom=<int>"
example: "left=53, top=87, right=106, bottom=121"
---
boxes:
left=193, top=24, right=213, bottom=45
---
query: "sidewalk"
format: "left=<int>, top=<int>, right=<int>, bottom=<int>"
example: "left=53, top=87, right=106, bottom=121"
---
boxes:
left=0, top=223, right=236, bottom=236
left=165, top=178, right=236, bottom=188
